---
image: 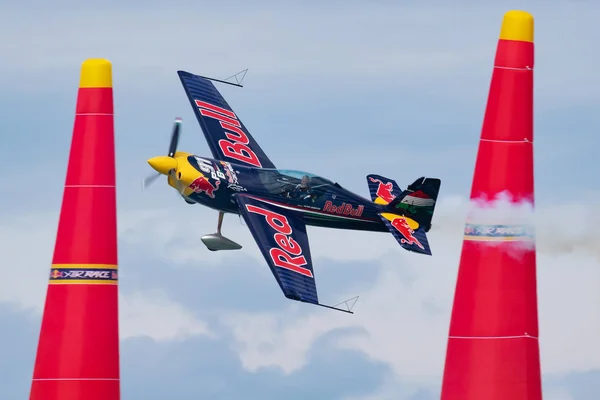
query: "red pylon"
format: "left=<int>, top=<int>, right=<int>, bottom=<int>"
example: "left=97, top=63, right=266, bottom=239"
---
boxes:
left=30, top=59, right=120, bottom=400
left=440, top=11, right=542, bottom=400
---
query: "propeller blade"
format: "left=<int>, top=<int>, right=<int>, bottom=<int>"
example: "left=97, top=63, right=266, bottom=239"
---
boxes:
left=168, top=118, right=182, bottom=157
left=142, top=172, right=161, bottom=190
left=145, top=117, right=183, bottom=193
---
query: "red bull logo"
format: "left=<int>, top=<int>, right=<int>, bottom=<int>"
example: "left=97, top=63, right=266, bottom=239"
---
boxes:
left=189, top=175, right=221, bottom=198
left=369, top=177, right=396, bottom=203
left=391, top=217, right=424, bottom=250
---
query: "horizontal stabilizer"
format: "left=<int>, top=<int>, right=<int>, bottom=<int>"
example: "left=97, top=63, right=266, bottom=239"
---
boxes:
left=378, top=213, right=432, bottom=255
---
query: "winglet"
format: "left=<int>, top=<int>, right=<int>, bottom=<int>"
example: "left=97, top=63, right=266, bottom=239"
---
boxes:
left=314, top=296, right=359, bottom=314
left=178, top=69, right=248, bottom=87
left=223, top=69, right=248, bottom=86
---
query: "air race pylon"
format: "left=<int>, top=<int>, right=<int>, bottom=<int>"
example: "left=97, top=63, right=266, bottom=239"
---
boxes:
left=440, top=11, right=542, bottom=400
left=30, top=59, right=120, bottom=400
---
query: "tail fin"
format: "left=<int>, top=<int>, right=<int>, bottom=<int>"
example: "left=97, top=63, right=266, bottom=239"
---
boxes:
left=387, top=177, right=441, bottom=232
left=367, top=174, right=404, bottom=205
left=366, top=174, right=442, bottom=256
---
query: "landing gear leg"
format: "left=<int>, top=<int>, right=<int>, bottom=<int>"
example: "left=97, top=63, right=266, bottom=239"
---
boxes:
left=216, top=210, right=224, bottom=234
left=201, top=211, right=243, bottom=251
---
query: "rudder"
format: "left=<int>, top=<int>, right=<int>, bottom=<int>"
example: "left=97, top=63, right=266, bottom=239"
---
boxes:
left=387, top=177, right=441, bottom=232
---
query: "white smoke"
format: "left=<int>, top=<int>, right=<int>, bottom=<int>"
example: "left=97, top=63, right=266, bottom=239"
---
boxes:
left=463, top=191, right=537, bottom=253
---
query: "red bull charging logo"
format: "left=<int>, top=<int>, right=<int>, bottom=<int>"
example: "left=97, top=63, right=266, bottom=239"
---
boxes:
left=189, top=175, right=221, bottom=198
left=391, top=216, right=424, bottom=250
left=369, top=177, right=396, bottom=203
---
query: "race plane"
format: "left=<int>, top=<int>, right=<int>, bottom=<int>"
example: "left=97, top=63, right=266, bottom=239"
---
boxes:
left=143, top=70, right=442, bottom=313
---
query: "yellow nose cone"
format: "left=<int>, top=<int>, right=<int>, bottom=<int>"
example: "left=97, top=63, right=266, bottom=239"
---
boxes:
left=148, top=156, right=178, bottom=175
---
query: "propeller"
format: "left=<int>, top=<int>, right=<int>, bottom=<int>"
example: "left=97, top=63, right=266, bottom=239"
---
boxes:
left=142, top=117, right=183, bottom=190
left=142, top=172, right=161, bottom=189
left=168, top=117, right=181, bottom=157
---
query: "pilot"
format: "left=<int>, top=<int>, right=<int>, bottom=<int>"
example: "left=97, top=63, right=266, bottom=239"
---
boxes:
left=286, top=175, right=315, bottom=201
left=299, top=175, right=310, bottom=190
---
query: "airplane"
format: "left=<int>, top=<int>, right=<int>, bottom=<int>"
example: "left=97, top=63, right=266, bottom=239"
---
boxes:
left=143, top=70, right=442, bottom=314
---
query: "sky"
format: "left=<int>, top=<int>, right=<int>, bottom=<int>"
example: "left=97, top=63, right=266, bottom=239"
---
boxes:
left=1, top=0, right=599, bottom=399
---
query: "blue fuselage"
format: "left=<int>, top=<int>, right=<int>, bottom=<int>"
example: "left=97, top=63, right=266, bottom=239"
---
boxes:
left=183, top=155, right=389, bottom=232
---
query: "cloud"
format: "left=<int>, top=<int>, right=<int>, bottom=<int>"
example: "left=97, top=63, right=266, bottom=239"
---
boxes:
left=0, top=306, right=39, bottom=400
left=1, top=1, right=599, bottom=108
left=119, top=290, right=212, bottom=341
left=211, top=191, right=600, bottom=393
left=0, top=212, right=58, bottom=312
left=2, top=180, right=600, bottom=399
left=119, top=328, right=390, bottom=400
left=544, top=387, right=576, bottom=400
left=0, top=210, right=211, bottom=343
left=2, top=4, right=478, bottom=78
left=0, top=304, right=391, bottom=400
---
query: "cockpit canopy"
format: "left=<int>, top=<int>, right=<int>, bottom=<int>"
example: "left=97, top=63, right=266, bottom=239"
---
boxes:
left=258, top=168, right=333, bottom=185
left=256, top=168, right=338, bottom=199
left=268, top=169, right=333, bottom=184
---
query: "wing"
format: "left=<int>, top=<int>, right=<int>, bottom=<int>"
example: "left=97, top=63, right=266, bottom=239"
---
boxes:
left=234, top=194, right=353, bottom=313
left=177, top=71, right=276, bottom=169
